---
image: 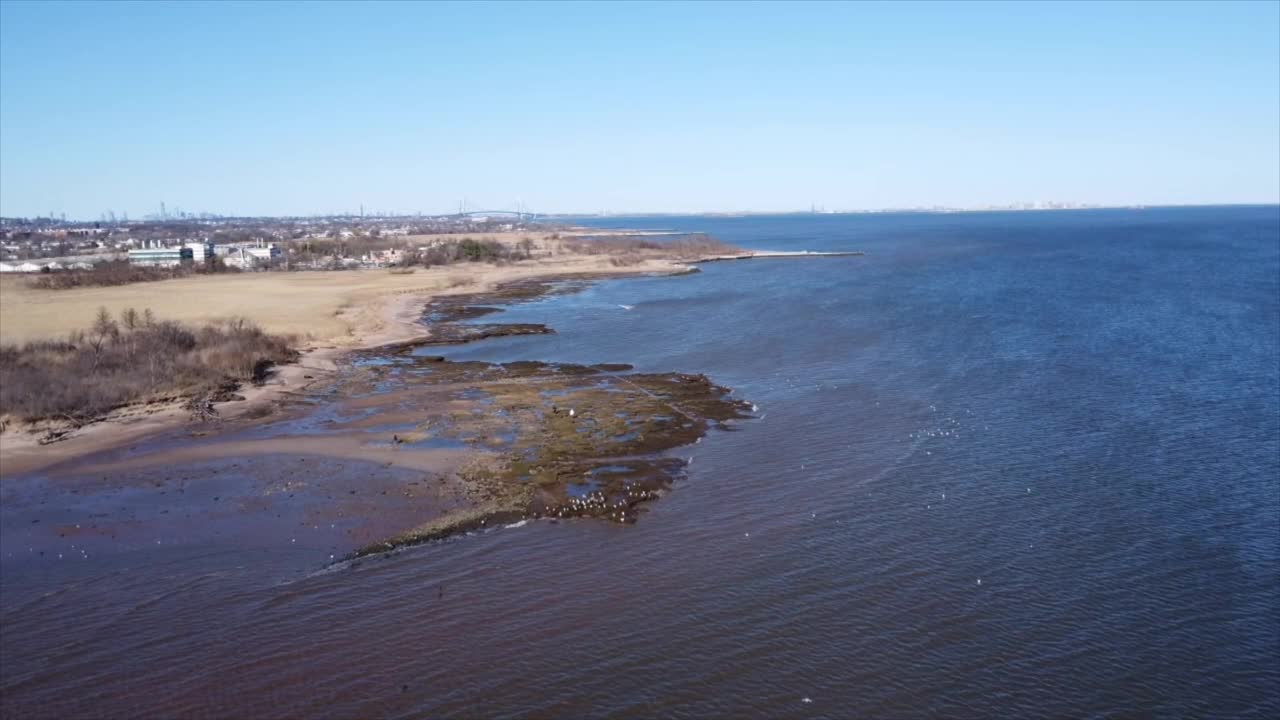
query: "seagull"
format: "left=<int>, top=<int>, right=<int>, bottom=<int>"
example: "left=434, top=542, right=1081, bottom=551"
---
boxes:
left=568, top=408, right=576, bottom=417
left=618, top=304, right=634, bottom=310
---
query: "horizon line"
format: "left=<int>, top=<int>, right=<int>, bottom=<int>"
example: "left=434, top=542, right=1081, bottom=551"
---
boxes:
left=3, top=201, right=1279, bottom=224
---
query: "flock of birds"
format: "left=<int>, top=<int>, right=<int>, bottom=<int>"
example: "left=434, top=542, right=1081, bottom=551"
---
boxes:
left=555, top=483, right=659, bottom=523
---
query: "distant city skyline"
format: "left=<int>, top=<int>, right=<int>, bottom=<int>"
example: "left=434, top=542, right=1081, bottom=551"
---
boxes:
left=2, top=1, right=1277, bottom=218
left=8, top=200, right=1276, bottom=225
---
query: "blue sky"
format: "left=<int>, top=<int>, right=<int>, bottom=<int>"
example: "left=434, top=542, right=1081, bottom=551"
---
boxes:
left=1, top=0, right=1277, bottom=218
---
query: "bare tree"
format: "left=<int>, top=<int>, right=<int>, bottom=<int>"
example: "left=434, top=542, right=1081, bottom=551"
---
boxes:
left=91, top=306, right=119, bottom=342
left=87, top=306, right=118, bottom=370
left=121, top=307, right=140, bottom=331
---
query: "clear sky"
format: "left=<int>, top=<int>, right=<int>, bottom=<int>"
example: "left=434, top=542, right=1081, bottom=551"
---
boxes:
left=1, top=0, right=1277, bottom=218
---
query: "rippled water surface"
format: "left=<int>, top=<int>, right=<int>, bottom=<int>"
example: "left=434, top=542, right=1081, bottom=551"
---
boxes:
left=3, top=207, right=1278, bottom=718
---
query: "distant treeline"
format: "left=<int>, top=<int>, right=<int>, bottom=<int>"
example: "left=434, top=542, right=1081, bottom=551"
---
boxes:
left=399, top=233, right=738, bottom=267
left=287, top=236, right=538, bottom=268
left=408, top=238, right=535, bottom=266
left=20, top=233, right=741, bottom=291
left=27, top=258, right=238, bottom=290
left=562, top=233, right=740, bottom=259
left=0, top=308, right=296, bottom=424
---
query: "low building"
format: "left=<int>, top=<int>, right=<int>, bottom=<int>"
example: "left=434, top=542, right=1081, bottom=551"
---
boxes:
left=360, top=248, right=405, bottom=266
left=184, top=242, right=216, bottom=262
left=128, top=247, right=193, bottom=267
left=223, top=243, right=282, bottom=269
left=246, top=243, right=282, bottom=262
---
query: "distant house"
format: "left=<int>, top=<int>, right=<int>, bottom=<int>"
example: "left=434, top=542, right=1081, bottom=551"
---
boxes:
left=223, top=243, right=282, bottom=269
left=246, top=244, right=282, bottom=262
left=128, top=247, right=193, bottom=267
left=360, top=248, right=405, bottom=266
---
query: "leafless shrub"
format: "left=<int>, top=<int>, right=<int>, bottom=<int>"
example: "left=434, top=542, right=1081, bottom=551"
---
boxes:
left=0, top=308, right=297, bottom=422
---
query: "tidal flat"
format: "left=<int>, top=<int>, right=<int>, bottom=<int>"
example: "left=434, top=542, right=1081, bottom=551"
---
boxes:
left=343, top=277, right=754, bottom=558
left=1, top=276, right=753, bottom=568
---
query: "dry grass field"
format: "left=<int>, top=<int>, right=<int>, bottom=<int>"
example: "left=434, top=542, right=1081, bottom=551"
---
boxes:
left=0, top=229, right=742, bottom=346
left=0, top=254, right=685, bottom=346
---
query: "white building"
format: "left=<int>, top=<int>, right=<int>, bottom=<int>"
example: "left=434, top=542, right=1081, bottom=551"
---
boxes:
left=184, top=242, right=216, bottom=262
left=223, top=242, right=283, bottom=269
left=246, top=243, right=282, bottom=262
left=128, top=247, right=193, bottom=267
left=360, top=248, right=405, bottom=266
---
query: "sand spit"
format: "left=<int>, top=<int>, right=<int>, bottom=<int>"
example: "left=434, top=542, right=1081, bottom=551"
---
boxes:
left=694, top=250, right=866, bottom=262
